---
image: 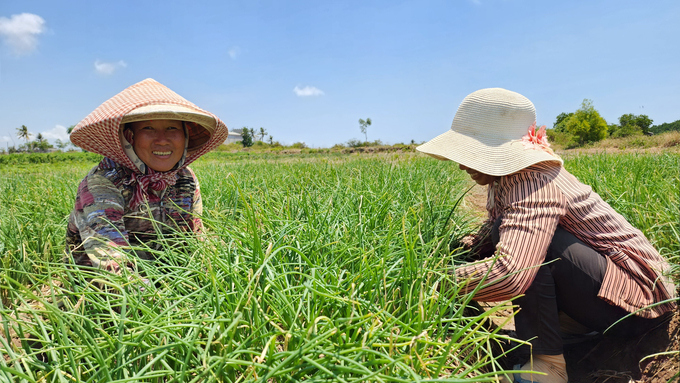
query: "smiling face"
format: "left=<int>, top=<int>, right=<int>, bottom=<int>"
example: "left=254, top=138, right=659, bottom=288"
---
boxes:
left=459, top=164, right=499, bottom=186
left=129, top=119, right=185, bottom=172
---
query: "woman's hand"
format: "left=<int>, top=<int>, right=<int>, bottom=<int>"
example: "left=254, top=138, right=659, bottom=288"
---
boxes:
left=460, top=234, right=478, bottom=249
left=458, top=232, right=495, bottom=261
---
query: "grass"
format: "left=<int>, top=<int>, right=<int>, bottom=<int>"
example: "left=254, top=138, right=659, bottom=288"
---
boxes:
left=596, top=131, right=680, bottom=150
left=0, top=151, right=677, bottom=382
left=1, top=153, right=513, bottom=382
left=563, top=152, right=680, bottom=255
left=0, top=151, right=102, bottom=166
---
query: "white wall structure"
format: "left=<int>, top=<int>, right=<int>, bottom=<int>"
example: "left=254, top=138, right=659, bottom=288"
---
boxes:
left=225, top=131, right=243, bottom=144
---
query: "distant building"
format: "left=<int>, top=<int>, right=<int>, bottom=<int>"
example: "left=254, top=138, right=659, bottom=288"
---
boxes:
left=225, top=131, right=243, bottom=144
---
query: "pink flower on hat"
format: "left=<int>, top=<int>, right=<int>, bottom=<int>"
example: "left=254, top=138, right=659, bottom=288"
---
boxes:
left=521, top=122, right=555, bottom=156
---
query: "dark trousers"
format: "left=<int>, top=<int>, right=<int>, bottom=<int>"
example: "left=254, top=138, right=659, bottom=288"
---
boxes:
left=491, top=218, right=667, bottom=355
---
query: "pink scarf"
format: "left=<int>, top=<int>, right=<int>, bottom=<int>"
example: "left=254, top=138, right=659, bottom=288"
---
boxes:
left=123, top=170, right=179, bottom=208
left=120, top=125, right=183, bottom=209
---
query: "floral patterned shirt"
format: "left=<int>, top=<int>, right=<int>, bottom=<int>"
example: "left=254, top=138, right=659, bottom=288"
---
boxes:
left=66, top=157, right=203, bottom=273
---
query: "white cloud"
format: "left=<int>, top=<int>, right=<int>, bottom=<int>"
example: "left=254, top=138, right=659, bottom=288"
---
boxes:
left=94, top=60, right=127, bottom=75
left=0, top=13, right=46, bottom=56
left=41, top=125, right=70, bottom=143
left=228, top=46, right=240, bottom=59
left=293, top=85, right=325, bottom=97
left=1, top=135, right=13, bottom=143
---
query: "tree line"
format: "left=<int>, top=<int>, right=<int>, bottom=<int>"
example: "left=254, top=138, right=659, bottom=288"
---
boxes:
left=3, top=125, right=72, bottom=154
left=8, top=108, right=678, bottom=155
left=232, top=117, right=376, bottom=150
left=549, top=99, right=679, bottom=148
left=231, top=127, right=274, bottom=148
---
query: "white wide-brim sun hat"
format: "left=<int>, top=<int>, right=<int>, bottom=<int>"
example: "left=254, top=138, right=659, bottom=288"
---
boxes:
left=416, top=88, right=562, bottom=176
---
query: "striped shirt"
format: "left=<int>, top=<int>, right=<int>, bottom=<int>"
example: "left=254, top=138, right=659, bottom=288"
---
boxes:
left=456, top=162, right=676, bottom=319
left=66, top=158, right=203, bottom=273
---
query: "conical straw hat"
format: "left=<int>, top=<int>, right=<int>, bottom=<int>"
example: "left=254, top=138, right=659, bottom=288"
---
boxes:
left=71, top=78, right=228, bottom=172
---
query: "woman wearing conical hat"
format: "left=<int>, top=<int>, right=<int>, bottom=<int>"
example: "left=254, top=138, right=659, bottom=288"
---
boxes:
left=417, top=88, right=676, bottom=383
left=66, top=78, right=228, bottom=275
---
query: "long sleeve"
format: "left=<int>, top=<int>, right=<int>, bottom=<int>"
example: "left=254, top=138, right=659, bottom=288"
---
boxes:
left=188, top=168, right=204, bottom=234
left=67, top=173, right=131, bottom=273
left=459, top=219, right=495, bottom=260
left=455, top=171, right=568, bottom=301
left=67, top=160, right=207, bottom=274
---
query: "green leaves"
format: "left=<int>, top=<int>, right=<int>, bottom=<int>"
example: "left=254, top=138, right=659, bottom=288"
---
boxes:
left=1, top=153, right=509, bottom=382
left=564, top=99, right=608, bottom=145
left=3, top=151, right=678, bottom=381
left=359, top=118, right=372, bottom=142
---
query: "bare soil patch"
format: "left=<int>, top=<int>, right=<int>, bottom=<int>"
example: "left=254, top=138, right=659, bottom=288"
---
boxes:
left=461, top=183, right=488, bottom=222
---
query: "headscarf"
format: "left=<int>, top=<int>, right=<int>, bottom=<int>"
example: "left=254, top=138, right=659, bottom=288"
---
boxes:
left=69, top=78, right=229, bottom=208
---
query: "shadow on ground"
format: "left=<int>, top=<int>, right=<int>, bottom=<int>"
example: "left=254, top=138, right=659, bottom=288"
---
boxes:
left=492, top=308, right=679, bottom=383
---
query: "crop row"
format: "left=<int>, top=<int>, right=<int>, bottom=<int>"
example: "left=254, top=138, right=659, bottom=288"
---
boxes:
left=0, top=152, right=677, bottom=382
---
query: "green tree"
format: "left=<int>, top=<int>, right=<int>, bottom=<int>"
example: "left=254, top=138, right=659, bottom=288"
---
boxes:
left=16, top=125, right=31, bottom=144
left=258, top=127, right=268, bottom=142
left=241, top=127, right=253, bottom=147
left=30, top=133, right=53, bottom=152
left=55, top=139, right=69, bottom=150
left=619, top=114, right=653, bottom=135
left=358, top=118, right=371, bottom=142
left=650, top=119, right=680, bottom=134
left=553, top=112, right=573, bottom=133
left=607, top=123, right=622, bottom=138
left=564, top=99, right=608, bottom=145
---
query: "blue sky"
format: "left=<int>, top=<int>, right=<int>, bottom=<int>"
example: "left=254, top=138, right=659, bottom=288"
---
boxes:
left=1, top=0, right=679, bottom=148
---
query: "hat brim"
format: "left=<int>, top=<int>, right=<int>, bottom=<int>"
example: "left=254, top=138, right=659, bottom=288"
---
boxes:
left=122, top=104, right=216, bottom=132
left=121, top=104, right=217, bottom=154
left=70, top=78, right=229, bottom=173
left=416, top=129, right=562, bottom=176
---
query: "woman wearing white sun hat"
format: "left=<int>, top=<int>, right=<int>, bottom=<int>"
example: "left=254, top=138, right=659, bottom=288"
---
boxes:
left=66, top=78, right=228, bottom=276
left=417, top=88, right=676, bottom=383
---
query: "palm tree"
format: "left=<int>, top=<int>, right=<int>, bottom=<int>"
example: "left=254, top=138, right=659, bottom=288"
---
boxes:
left=259, top=127, right=268, bottom=142
left=35, top=133, right=48, bottom=152
left=55, top=139, right=66, bottom=150
left=359, top=118, right=372, bottom=142
left=16, top=125, right=31, bottom=144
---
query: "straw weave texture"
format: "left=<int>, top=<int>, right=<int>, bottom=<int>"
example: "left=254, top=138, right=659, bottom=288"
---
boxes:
left=417, top=88, right=561, bottom=176
left=71, top=78, right=228, bottom=173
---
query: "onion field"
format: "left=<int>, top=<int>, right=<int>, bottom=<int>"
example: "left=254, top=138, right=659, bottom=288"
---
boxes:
left=0, top=151, right=678, bottom=382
